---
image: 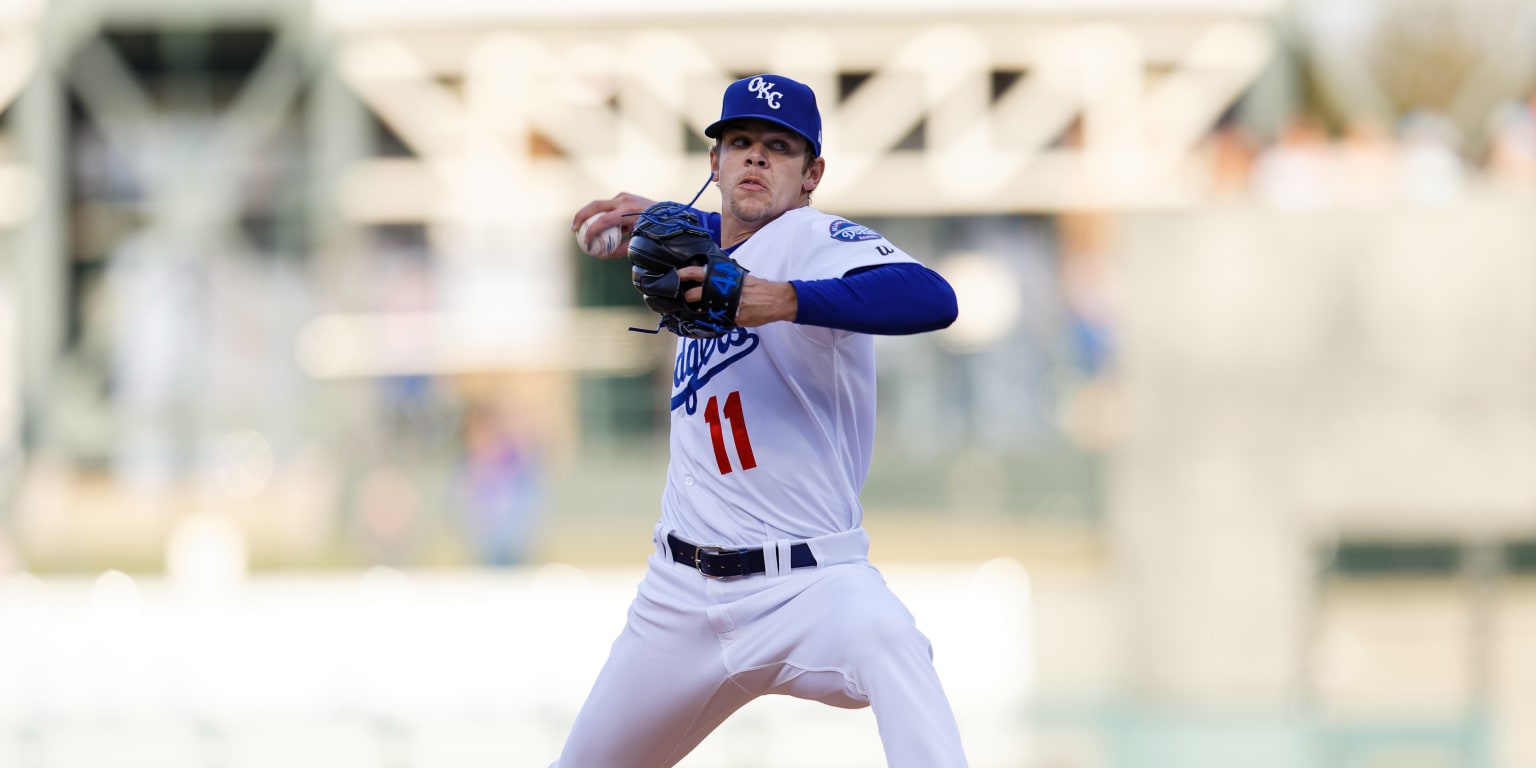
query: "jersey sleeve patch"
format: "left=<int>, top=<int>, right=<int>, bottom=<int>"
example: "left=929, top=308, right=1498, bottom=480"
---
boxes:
left=828, top=219, right=883, bottom=243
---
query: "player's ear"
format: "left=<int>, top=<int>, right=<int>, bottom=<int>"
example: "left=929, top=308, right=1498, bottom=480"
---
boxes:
left=802, top=157, right=825, bottom=193
left=709, top=148, right=720, bottom=182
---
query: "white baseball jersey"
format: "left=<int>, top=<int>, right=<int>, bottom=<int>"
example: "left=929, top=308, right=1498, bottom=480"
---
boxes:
left=659, top=206, right=916, bottom=546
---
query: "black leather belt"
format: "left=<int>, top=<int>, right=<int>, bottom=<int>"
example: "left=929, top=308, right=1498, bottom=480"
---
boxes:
left=668, top=533, right=818, bottom=578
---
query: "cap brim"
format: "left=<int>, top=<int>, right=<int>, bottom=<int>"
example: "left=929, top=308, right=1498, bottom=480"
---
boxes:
left=704, top=116, right=820, bottom=156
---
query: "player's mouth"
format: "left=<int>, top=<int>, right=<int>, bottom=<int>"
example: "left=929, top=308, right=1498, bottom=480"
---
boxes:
left=738, top=176, right=767, bottom=192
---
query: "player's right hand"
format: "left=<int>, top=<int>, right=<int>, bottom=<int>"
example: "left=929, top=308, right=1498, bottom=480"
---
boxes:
left=571, top=192, right=655, bottom=258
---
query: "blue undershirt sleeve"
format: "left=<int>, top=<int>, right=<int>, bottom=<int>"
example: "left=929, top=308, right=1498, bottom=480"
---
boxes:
left=683, top=206, right=953, bottom=334
left=688, top=208, right=722, bottom=244
left=790, top=262, right=958, bottom=335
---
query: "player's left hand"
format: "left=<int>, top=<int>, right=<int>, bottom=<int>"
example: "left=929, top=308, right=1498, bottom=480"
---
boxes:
left=676, top=266, right=798, bottom=328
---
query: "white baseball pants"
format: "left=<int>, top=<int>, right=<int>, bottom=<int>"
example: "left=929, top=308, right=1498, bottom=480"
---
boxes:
left=552, top=526, right=968, bottom=767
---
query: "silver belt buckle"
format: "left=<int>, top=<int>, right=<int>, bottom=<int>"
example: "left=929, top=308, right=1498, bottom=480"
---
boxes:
left=694, top=545, right=732, bottom=578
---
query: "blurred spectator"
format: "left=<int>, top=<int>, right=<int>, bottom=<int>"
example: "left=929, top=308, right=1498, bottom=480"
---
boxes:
left=1394, top=109, right=1466, bottom=205
left=1200, top=113, right=1260, bottom=201
left=350, top=463, right=425, bottom=566
left=373, top=246, right=447, bottom=452
left=1483, top=97, right=1536, bottom=188
left=107, top=228, right=204, bottom=493
left=1057, top=211, right=1117, bottom=382
left=455, top=402, right=545, bottom=567
left=1251, top=113, right=1337, bottom=209
left=1056, top=210, right=1123, bottom=452
left=1337, top=115, right=1398, bottom=207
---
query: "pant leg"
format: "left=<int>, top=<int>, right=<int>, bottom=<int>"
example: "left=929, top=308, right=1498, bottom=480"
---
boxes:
left=554, top=563, right=755, bottom=768
left=772, top=563, right=969, bottom=767
left=855, top=611, right=969, bottom=768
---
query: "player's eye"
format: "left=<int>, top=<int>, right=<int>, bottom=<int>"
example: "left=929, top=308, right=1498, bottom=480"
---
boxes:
left=770, top=140, right=790, bottom=152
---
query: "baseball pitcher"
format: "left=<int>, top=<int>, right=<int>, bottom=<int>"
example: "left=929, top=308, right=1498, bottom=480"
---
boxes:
left=555, top=73, right=968, bottom=767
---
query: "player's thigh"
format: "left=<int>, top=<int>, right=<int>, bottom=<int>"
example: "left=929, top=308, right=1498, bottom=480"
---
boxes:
left=788, top=563, right=934, bottom=666
left=557, top=629, right=751, bottom=767
left=558, top=590, right=748, bottom=767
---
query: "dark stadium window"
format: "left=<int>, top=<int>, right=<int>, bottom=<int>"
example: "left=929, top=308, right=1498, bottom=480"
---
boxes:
left=1505, top=540, right=1536, bottom=573
left=102, top=27, right=275, bottom=76
left=838, top=72, right=872, bottom=103
left=369, top=111, right=415, bottom=158
left=684, top=121, right=712, bottom=155
left=991, top=70, right=1023, bottom=103
left=894, top=119, right=926, bottom=152
left=578, top=374, right=661, bottom=441
left=1327, top=540, right=1463, bottom=576
left=573, top=239, right=637, bottom=309
left=100, top=27, right=276, bottom=111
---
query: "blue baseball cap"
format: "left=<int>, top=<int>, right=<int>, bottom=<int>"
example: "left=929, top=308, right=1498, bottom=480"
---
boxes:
left=704, top=74, right=823, bottom=157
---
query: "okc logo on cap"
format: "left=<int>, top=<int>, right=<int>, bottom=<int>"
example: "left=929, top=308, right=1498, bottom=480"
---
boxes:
left=747, top=76, right=783, bottom=109
left=705, top=74, right=823, bottom=157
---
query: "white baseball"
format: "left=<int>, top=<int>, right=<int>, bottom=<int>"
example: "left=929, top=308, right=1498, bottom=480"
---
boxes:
left=577, top=213, right=622, bottom=258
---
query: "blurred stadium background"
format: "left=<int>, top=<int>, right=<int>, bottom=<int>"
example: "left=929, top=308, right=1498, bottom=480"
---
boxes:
left=1, top=0, right=1535, bottom=766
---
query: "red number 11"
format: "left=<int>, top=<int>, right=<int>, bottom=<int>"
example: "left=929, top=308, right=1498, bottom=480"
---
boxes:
left=703, top=390, right=757, bottom=474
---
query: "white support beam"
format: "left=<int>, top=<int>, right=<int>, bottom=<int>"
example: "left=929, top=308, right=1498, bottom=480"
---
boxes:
left=317, top=0, right=1284, bottom=29
left=331, top=16, right=1277, bottom=219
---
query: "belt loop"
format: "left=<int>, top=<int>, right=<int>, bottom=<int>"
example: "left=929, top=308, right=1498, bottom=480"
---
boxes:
left=765, top=539, right=791, bottom=579
left=780, top=540, right=800, bottom=578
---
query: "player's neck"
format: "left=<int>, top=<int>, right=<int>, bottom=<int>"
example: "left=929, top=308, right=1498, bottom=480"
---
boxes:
left=721, top=199, right=810, bottom=248
left=720, top=221, right=761, bottom=249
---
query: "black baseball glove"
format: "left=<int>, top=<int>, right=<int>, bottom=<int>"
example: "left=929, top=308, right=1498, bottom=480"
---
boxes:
left=627, top=201, right=749, bottom=339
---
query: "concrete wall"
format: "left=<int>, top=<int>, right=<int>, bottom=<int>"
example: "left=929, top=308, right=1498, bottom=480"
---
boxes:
left=1110, top=193, right=1536, bottom=764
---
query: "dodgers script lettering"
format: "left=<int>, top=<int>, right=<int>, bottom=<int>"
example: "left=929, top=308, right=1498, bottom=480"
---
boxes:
left=671, top=329, right=760, bottom=414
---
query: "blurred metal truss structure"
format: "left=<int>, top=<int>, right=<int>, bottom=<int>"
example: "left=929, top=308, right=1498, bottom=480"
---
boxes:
left=0, top=0, right=1285, bottom=439
left=325, top=11, right=1280, bottom=218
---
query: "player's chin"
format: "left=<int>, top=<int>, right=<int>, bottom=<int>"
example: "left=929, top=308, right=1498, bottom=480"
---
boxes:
left=728, top=196, right=776, bottom=222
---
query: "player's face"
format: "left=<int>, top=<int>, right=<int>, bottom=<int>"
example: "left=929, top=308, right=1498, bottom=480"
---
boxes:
left=710, top=120, right=824, bottom=229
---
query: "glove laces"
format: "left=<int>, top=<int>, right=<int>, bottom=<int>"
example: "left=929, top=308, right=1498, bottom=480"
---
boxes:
left=623, top=170, right=717, bottom=335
